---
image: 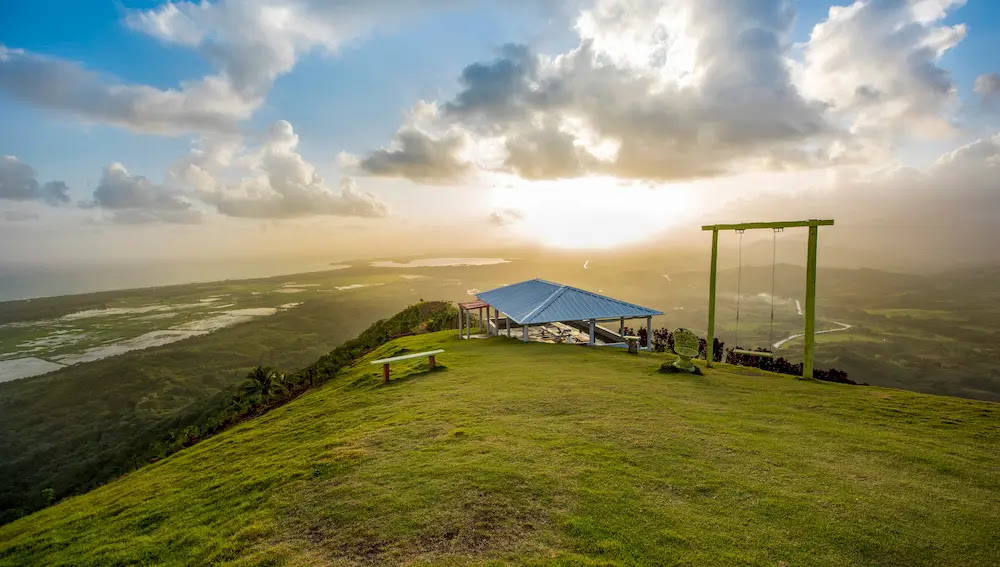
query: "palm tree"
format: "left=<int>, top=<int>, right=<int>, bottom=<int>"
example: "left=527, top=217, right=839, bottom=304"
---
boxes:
left=243, top=366, right=279, bottom=401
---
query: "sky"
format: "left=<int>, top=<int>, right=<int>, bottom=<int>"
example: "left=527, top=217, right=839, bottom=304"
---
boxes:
left=1, top=0, right=999, bottom=266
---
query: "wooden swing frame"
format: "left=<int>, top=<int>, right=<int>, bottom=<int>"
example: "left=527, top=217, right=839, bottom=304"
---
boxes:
left=703, top=219, right=834, bottom=378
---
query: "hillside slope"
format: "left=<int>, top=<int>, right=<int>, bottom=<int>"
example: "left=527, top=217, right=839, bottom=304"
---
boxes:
left=2, top=332, right=998, bottom=566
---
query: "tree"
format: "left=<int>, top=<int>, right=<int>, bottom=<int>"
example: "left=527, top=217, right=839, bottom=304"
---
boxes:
left=242, top=366, right=280, bottom=401
left=41, top=488, right=54, bottom=507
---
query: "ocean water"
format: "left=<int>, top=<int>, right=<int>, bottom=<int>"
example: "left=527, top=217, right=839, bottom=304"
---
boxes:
left=369, top=257, right=509, bottom=268
left=0, top=259, right=345, bottom=302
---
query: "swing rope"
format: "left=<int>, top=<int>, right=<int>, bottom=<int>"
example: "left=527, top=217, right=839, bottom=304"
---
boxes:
left=733, top=228, right=780, bottom=357
left=768, top=228, right=781, bottom=349
left=735, top=229, right=744, bottom=348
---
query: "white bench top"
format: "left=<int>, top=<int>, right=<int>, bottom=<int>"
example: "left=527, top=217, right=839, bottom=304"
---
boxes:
left=370, top=349, right=444, bottom=365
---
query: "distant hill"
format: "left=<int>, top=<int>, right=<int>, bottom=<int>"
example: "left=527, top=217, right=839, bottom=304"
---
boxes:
left=2, top=330, right=997, bottom=566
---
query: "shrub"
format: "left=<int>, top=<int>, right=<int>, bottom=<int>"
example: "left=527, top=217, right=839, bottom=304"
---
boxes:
left=725, top=346, right=859, bottom=385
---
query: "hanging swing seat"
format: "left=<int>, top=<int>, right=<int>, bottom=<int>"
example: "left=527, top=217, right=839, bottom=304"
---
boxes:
left=729, top=227, right=781, bottom=364
left=731, top=348, right=774, bottom=358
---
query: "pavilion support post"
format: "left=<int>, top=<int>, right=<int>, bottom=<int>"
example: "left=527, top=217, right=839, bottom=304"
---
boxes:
left=646, top=316, right=652, bottom=351
left=706, top=229, right=719, bottom=367
left=523, top=325, right=529, bottom=343
left=619, top=317, right=625, bottom=339
left=506, top=314, right=511, bottom=337
left=479, top=308, right=484, bottom=332
left=458, top=307, right=463, bottom=338
left=803, top=225, right=819, bottom=379
left=589, top=319, right=596, bottom=345
left=466, top=310, right=471, bottom=340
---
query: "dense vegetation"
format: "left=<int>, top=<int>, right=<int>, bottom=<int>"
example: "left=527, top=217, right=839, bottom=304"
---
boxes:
left=724, top=347, right=857, bottom=384
left=0, top=279, right=429, bottom=524
left=1, top=332, right=997, bottom=566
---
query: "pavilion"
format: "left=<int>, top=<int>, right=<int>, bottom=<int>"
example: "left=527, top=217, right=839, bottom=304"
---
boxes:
left=457, top=279, right=663, bottom=349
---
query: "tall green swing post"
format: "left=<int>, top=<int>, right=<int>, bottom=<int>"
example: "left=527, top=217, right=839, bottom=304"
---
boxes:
left=703, top=219, right=834, bottom=378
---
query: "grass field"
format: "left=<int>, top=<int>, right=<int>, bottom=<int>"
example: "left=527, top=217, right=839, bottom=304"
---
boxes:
left=2, top=331, right=997, bottom=566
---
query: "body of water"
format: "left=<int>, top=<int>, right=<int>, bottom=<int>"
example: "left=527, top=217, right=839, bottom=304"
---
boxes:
left=369, top=257, right=509, bottom=268
left=0, top=259, right=347, bottom=302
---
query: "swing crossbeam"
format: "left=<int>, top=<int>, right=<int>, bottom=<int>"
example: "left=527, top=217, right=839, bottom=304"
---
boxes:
left=703, top=219, right=834, bottom=379
left=702, top=219, right=834, bottom=231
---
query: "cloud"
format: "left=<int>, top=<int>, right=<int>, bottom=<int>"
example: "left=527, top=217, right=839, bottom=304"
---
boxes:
left=0, top=45, right=254, bottom=134
left=443, top=43, right=539, bottom=127
left=356, top=0, right=836, bottom=183
left=502, top=119, right=597, bottom=179
left=0, top=2, right=456, bottom=134
left=359, top=129, right=470, bottom=183
left=713, top=131, right=1000, bottom=267
left=488, top=208, right=523, bottom=226
left=975, top=73, right=1000, bottom=99
left=2, top=210, right=40, bottom=222
left=351, top=101, right=472, bottom=183
left=178, top=120, right=389, bottom=218
left=89, top=163, right=203, bottom=224
left=0, top=155, right=70, bottom=205
left=355, top=0, right=976, bottom=185
left=799, top=0, right=966, bottom=140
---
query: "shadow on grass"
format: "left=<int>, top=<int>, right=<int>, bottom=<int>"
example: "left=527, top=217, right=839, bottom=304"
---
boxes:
left=382, top=364, right=449, bottom=388
left=658, top=362, right=704, bottom=376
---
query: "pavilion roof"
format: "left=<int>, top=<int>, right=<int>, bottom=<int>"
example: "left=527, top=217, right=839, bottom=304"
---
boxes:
left=476, top=279, right=662, bottom=325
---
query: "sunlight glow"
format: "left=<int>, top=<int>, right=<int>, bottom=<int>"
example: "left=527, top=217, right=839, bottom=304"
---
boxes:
left=489, top=176, right=695, bottom=249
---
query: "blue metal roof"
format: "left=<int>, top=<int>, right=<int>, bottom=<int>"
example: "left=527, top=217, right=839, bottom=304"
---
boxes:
left=477, top=279, right=663, bottom=325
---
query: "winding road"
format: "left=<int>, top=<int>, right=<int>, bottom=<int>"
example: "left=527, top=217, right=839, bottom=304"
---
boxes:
left=772, top=320, right=853, bottom=350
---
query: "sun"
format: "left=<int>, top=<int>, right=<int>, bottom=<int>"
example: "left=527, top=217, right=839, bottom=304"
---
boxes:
left=489, top=176, right=695, bottom=249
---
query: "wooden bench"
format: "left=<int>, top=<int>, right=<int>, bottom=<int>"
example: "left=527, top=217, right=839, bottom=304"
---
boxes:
left=370, top=349, right=444, bottom=384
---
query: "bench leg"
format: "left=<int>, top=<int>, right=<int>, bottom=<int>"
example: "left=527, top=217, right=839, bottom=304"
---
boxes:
left=428, top=355, right=436, bottom=370
left=383, top=363, right=390, bottom=384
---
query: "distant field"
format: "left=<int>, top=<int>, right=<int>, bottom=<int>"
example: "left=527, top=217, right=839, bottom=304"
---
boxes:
left=863, top=308, right=964, bottom=321
left=2, top=332, right=997, bottom=566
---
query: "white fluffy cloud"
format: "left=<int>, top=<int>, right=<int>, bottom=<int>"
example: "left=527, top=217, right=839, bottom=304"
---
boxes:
left=358, top=0, right=838, bottom=183
left=0, top=155, right=70, bottom=205
left=357, top=0, right=973, bottom=184
left=0, top=44, right=255, bottom=134
left=799, top=0, right=966, bottom=140
left=173, top=120, right=388, bottom=219
left=359, top=129, right=471, bottom=183
left=0, top=1, right=454, bottom=134
left=352, top=102, right=472, bottom=183
left=89, top=163, right=203, bottom=224
left=2, top=118, right=387, bottom=223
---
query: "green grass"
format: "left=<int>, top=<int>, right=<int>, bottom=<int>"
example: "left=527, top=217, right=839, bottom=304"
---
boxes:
left=2, top=332, right=998, bottom=566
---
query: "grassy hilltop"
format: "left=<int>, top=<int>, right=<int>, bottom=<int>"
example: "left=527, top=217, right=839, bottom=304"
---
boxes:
left=2, top=331, right=998, bottom=566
